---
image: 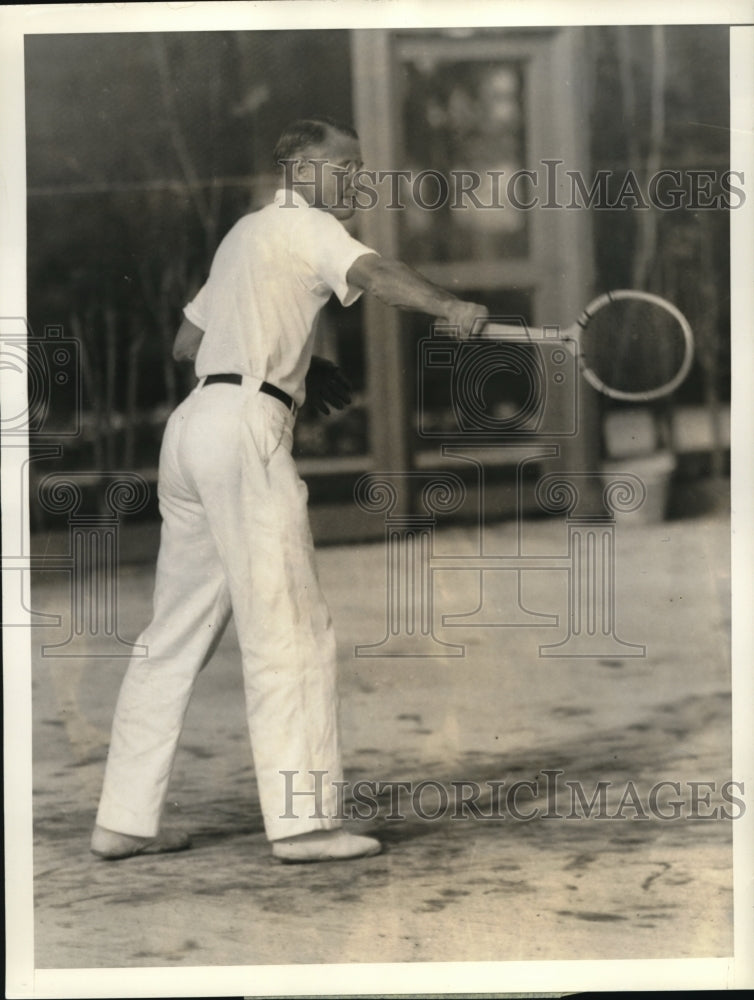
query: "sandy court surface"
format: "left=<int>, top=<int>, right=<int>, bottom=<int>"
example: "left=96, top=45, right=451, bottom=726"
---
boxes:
left=29, top=512, right=733, bottom=968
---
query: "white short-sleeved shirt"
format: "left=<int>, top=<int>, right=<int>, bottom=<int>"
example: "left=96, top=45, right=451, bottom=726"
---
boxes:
left=184, top=189, right=376, bottom=406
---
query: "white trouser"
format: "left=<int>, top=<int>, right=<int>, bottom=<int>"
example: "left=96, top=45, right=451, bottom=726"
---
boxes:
left=95, top=379, right=343, bottom=841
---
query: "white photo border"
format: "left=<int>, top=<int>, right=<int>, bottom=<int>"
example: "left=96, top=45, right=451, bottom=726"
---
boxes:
left=2, top=2, right=753, bottom=996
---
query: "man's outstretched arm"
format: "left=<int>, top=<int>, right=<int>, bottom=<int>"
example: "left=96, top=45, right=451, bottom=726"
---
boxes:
left=346, top=253, right=488, bottom=339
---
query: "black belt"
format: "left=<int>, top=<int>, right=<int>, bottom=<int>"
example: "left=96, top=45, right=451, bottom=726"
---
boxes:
left=203, top=374, right=296, bottom=413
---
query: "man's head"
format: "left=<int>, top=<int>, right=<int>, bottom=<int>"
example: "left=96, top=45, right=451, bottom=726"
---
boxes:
left=273, top=117, right=363, bottom=220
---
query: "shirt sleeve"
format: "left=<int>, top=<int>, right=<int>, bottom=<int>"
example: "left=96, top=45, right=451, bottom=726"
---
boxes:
left=293, top=211, right=379, bottom=307
left=183, top=283, right=208, bottom=328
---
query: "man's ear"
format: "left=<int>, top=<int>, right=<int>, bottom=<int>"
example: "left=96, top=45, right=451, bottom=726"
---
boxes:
left=292, top=155, right=313, bottom=183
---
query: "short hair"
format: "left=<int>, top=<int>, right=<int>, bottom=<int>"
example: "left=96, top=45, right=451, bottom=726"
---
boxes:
left=272, top=117, right=359, bottom=167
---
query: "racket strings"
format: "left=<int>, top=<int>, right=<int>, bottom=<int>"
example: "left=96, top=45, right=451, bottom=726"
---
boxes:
left=579, top=298, right=690, bottom=397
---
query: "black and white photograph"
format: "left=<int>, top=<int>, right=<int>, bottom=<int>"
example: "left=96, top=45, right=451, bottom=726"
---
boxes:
left=2, top=1, right=753, bottom=996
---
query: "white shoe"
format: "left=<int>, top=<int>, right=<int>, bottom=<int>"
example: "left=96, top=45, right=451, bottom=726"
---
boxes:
left=90, top=824, right=191, bottom=860
left=272, top=828, right=381, bottom=863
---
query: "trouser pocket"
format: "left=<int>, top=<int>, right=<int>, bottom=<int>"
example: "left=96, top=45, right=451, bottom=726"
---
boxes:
left=245, top=391, right=290, bottom=467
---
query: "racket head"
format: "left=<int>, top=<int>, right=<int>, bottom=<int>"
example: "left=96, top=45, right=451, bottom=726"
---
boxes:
left=574, top=290, right=694, bottom=402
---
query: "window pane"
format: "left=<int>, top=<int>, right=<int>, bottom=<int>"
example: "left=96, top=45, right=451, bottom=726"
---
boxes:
left=398, top=56, right=529, bottom=262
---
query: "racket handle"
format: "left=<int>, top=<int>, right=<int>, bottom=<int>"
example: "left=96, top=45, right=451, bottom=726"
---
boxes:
left=478, top=322, right=535, bottom=342
left=480, top=322, right=576, bottom=343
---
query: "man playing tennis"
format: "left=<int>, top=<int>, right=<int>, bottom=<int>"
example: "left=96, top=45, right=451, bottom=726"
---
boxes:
left=91, top=116, right=488, bottom=863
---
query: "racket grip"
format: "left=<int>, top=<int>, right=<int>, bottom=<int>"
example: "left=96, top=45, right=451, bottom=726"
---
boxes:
left=481, top=322, right=538, bottom=342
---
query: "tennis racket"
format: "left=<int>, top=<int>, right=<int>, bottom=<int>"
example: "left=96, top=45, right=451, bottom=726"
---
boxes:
left=478, top=290, right=694, bottom=402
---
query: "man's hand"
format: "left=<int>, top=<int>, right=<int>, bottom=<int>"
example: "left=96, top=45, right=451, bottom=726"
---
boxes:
left=305, top=355, right=353, bottom=415
left=443, top=301, right=489, bottom=340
